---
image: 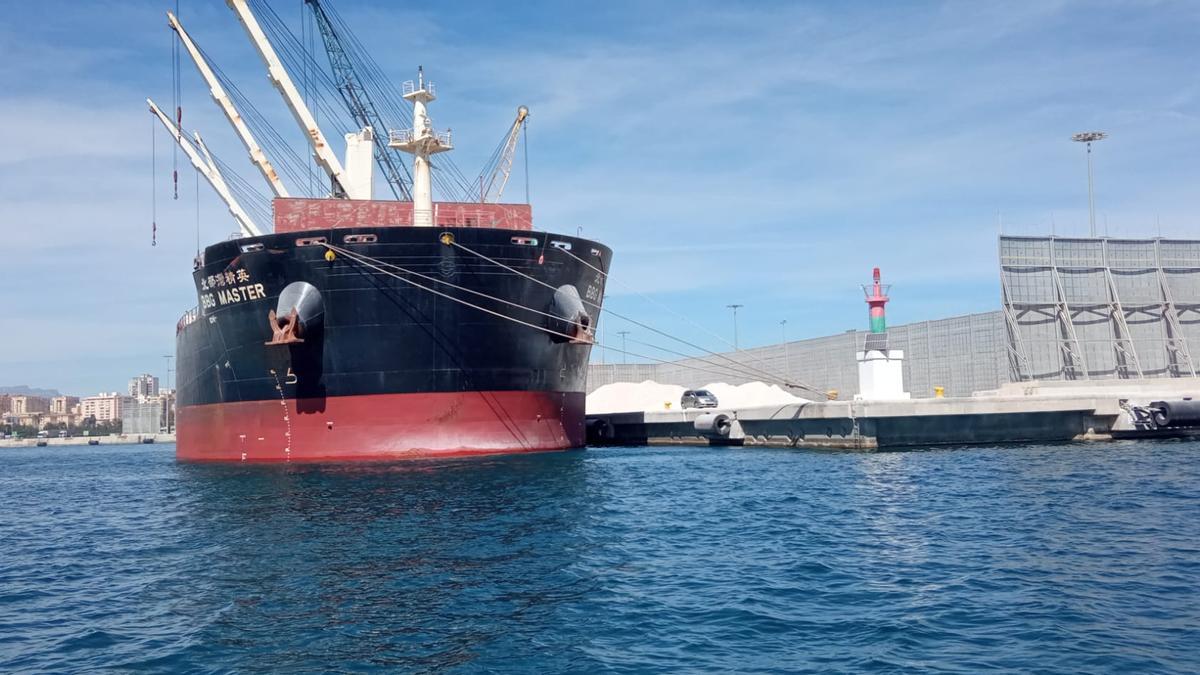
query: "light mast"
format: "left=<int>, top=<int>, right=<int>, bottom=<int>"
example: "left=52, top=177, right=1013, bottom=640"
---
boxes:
left=854, top=266, right=909, bottom=400
left=388, top=67, right=453, bottom=227
left=864, top=267, right=889, bottom=334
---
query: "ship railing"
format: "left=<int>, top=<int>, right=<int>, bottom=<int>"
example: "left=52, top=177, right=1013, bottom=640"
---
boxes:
left=401, top=80, right=436, bottom=97
left=176, top=306, right=200, bottom=334
left=388, top=129, right=453, bottom=148
left=435, top=204, right=489, bottom=228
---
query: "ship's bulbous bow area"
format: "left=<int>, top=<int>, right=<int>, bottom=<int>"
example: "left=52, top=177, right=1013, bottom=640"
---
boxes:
left=548, top=284, right=592, bottom=343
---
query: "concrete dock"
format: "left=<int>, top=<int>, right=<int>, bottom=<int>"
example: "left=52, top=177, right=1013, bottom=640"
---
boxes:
left=0, top=433, right=176, bottom=449
left=587, top=379, right=1200, bottom=450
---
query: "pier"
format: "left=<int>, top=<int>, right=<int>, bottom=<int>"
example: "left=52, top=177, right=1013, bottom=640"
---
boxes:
left=587, top=379, right=1200, bottom=450
left=0, top=434, right=175, bottom=449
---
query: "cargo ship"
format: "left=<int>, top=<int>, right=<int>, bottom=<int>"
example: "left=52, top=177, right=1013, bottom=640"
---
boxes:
left=158, top=1, right=609, bottom=461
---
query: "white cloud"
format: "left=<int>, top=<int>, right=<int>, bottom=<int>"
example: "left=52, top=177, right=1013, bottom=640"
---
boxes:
left=4, top=0, right=1200, bottom=391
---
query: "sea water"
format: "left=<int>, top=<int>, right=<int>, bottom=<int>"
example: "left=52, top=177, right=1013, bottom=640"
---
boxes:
left=1, top=441, right=1198, bottom=672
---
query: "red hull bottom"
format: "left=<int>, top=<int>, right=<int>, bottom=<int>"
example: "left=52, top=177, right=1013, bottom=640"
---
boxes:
left=176, top=391, right=585, bottom=462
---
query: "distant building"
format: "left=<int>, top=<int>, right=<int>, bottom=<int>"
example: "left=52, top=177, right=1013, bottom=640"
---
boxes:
left=122, top=398, right=163, bottom=435
left=51, top=396, right=79, bottom=414
left=157, top=389, right=176, bottom=433
left=15, top=412, right=45, bottom=428
left=40, top=411, right=78, bottom=430
left=81, top=393, right=127, bottom=423
left=128, top=374, right=160, bottom=402
left=10, top=395, right=51, bottom=415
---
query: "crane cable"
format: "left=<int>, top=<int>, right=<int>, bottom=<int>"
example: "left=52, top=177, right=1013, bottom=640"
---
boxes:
left=474, top=126, right=512, bottom=201
left=171, top=0, right=181, bottom=200
left=449, top=241, right=827, bottom=398
left=151, top=114, right=158, bottom=247
left=560, top=245, right=737, bottom=350
left=258, top=0, right=464, bottom=201
left=321, top=243, right=806, bottom=388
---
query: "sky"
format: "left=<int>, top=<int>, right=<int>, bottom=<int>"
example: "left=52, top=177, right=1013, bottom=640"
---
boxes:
left=2, top=0, right=1199, bottom=395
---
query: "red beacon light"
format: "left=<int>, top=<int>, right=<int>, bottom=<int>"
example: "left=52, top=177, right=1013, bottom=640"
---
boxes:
left=863, top=267, right=890, bottom=334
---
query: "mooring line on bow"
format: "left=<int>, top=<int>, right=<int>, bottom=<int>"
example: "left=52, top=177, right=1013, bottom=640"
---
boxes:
left=450, top=240, right=826, bottom=398
left=322, top=242, right=805, bottom=388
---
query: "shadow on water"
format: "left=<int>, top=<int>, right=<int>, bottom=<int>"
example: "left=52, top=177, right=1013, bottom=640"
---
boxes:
left=165, top=450, right=603, bottom=670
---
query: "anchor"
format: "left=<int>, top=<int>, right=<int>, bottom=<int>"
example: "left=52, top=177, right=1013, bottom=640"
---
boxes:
left=265, top=307, right=305, bottom=345
left=569, top=313, right=594, bottom=345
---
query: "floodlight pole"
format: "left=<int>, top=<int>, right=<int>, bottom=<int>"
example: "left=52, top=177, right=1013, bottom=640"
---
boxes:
left=162, top=354, right=174, bottom=434
left=617, top=330, right=631, bottom=364
left=598, top=294, right=608, bottom=365
left=727, top=304, right=743, bottom=350
left=780, top=319, right=790, bottom=375
left=1072, top=131, right=1107, bottom=237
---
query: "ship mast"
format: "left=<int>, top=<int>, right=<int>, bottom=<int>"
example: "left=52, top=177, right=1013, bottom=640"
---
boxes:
left=168, top=11, right=289, bottom=198
left=388, top=67, right=453, bottom=227
left=148, top=97, right=264, bottom=238
left=226, top=0, right=371, bottom=199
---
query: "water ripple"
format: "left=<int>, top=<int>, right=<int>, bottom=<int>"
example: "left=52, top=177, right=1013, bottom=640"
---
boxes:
left=1, top=441, right=1199, bottom=672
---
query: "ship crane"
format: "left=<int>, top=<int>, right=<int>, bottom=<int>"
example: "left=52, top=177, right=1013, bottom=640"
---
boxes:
left=226, top=0, right=371, bottom=199
left=148, top=97, right=264, bottom=238
left=305, top=0, right=413, bottom=200
left=476, top=106, right=529, bottom=203
left=167, top=11, right=288, bottom=198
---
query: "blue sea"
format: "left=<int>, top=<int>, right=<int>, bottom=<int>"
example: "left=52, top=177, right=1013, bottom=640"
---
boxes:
left=2, top=441, right=1199, bottom=673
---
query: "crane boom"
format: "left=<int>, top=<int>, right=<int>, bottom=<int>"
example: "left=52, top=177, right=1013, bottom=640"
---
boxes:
left=168, top=11, right=289, bottom=198
left=481, top=106, right=528, bottom=203
left=226, top=0, right=363, bottom=198
left=148, top=97, right=264, bottom=238
left=305, top=0, right=413, bottom=200
left=191, top=130, right=223, bottom=180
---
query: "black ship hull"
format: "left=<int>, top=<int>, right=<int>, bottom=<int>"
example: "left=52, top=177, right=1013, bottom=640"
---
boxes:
left=175, top=225, right=610, bottom=461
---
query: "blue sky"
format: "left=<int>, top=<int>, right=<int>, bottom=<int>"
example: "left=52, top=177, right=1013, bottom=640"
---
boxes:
left=2, top=0, right=1199, bottom=395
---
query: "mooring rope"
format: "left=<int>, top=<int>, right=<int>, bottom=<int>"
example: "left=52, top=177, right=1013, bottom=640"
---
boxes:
left=325, top=243, right=787, bottom=386
left=558, top=246, right=738, bottom=350
left=450, top=240, right=827, bottom=398
left=323, top=243, right=808, bottom=389
left=325, top=243, right=569, bottom=324
left=556, top=244, right=782, bottom=384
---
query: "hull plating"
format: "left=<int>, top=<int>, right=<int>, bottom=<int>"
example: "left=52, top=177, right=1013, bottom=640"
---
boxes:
left=176, top=391, right=585, bottom=462
left=175, top=226, right=609, bottom=462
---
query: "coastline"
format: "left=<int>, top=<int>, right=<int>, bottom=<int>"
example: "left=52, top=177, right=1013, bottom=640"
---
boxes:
left=0, top=433, right=176, bottom=448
